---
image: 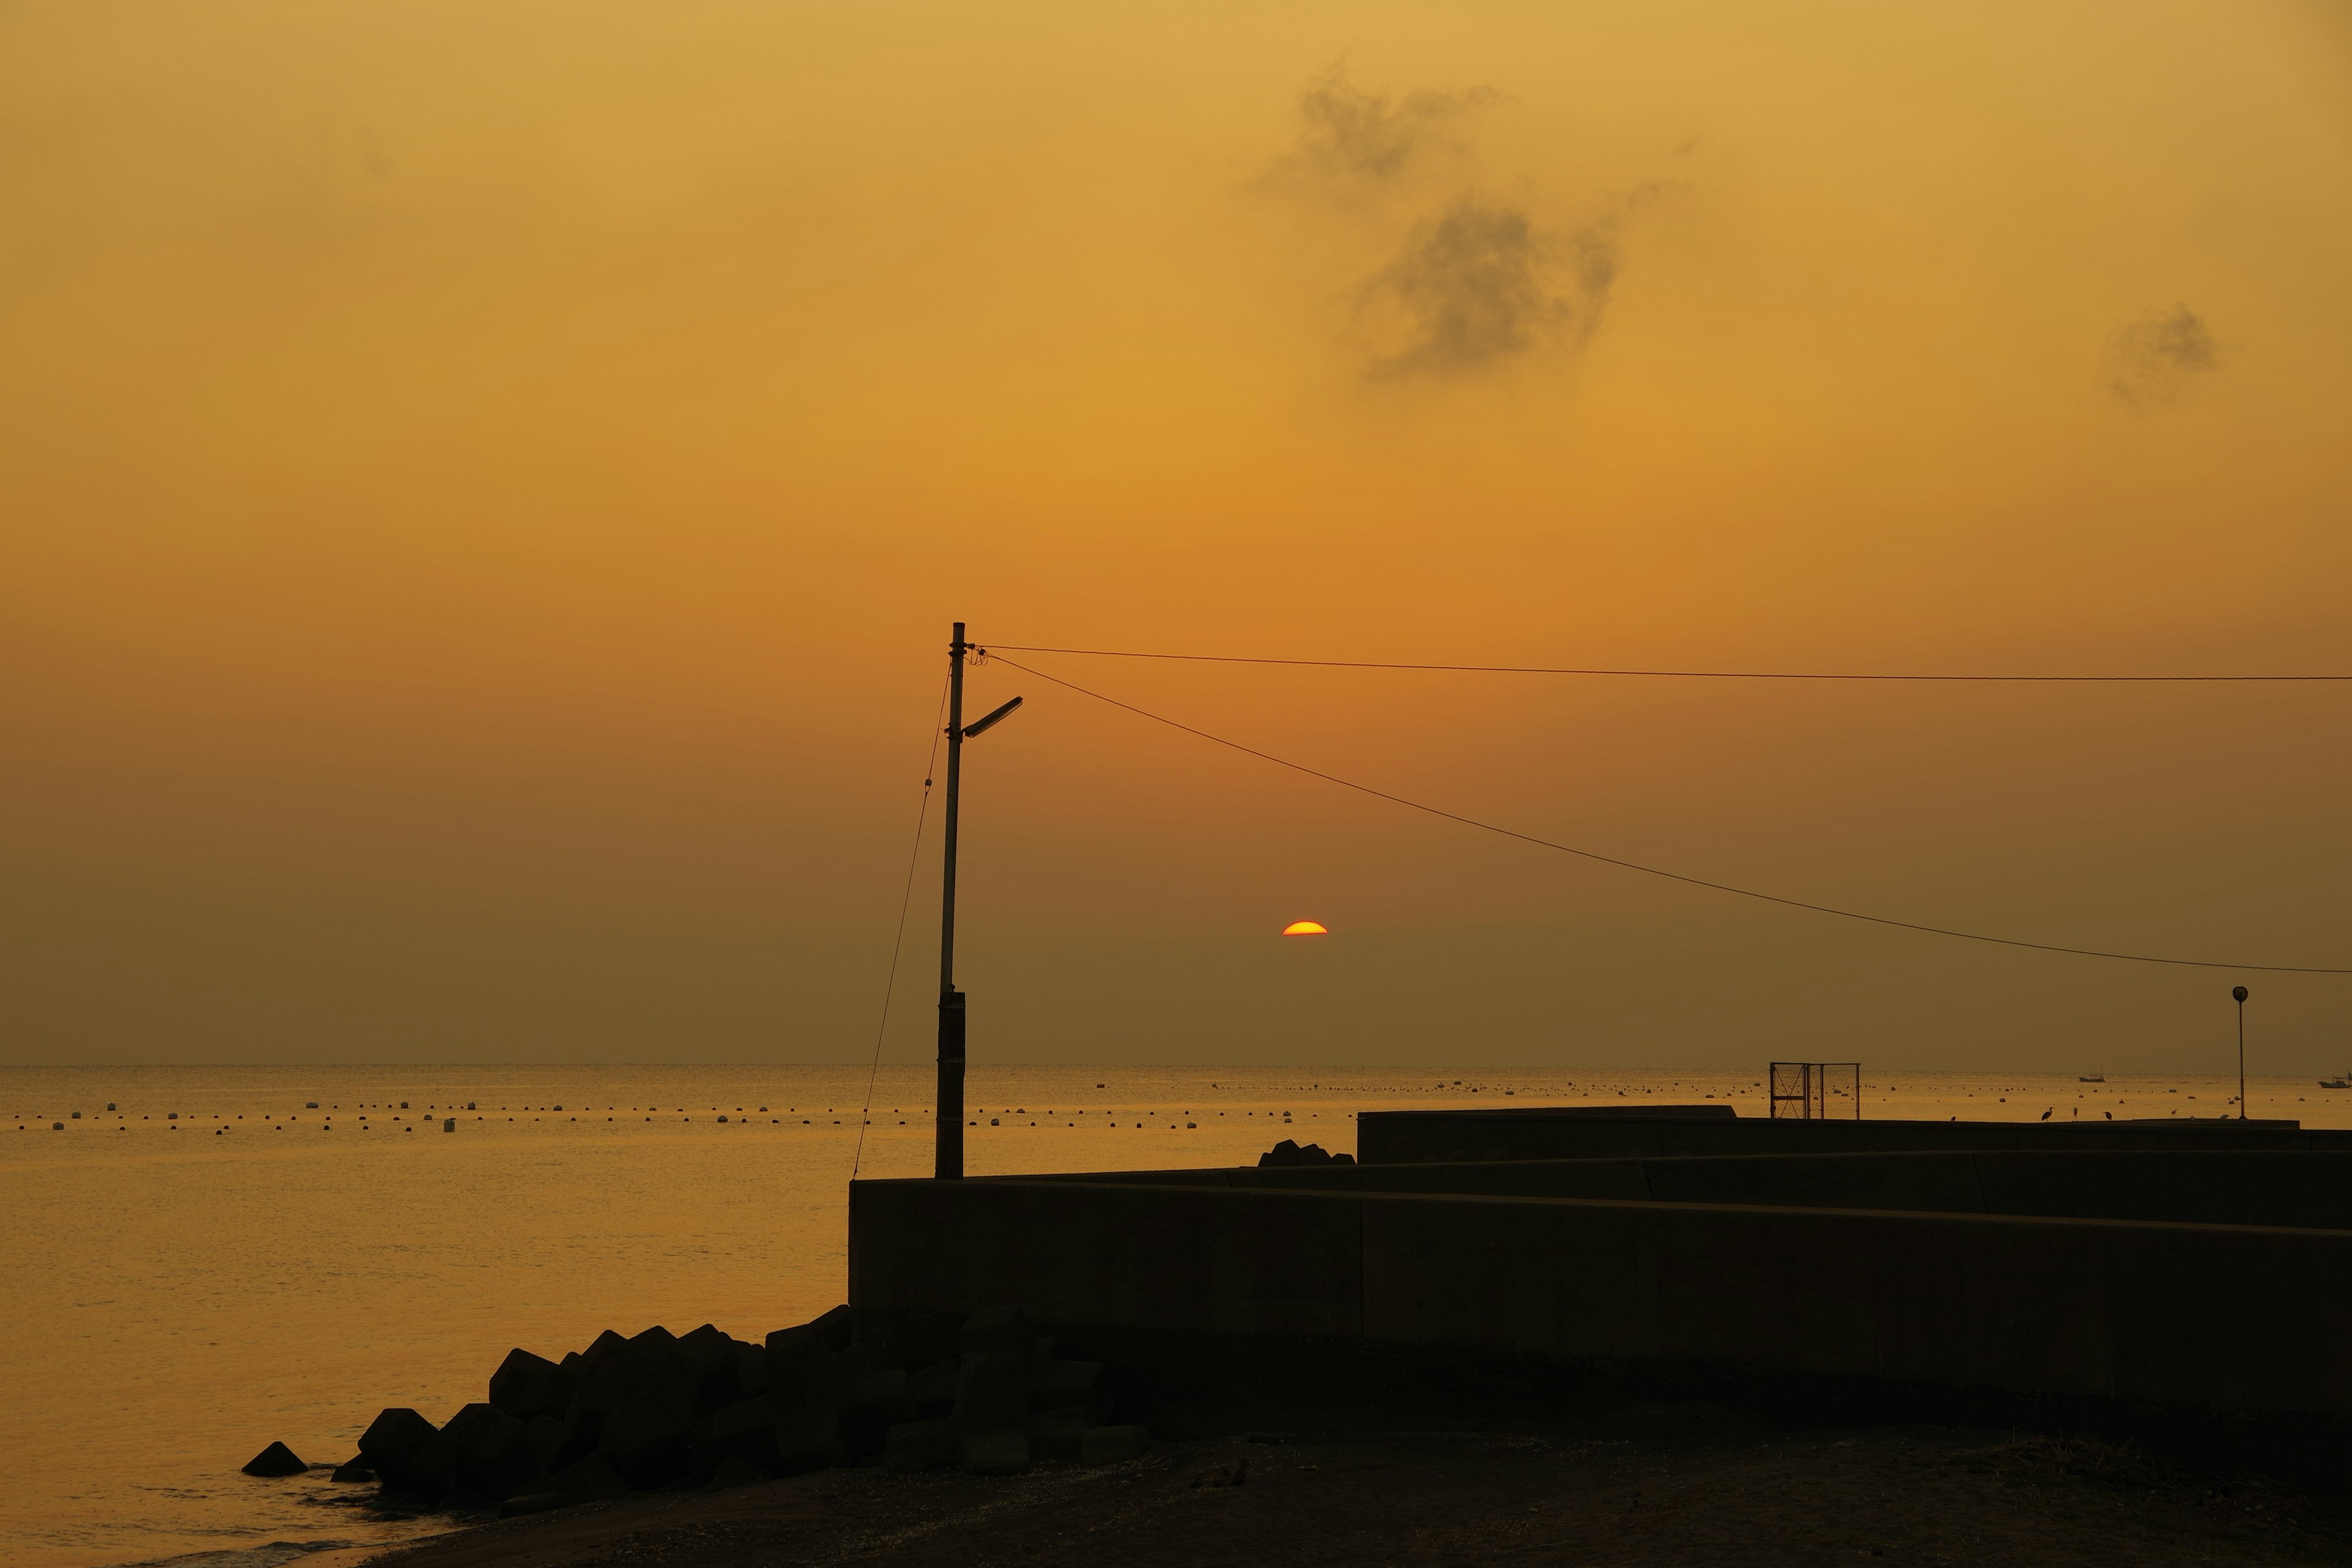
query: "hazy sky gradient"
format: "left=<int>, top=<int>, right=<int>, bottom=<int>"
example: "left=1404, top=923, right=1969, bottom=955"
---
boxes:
left=5, top=1, right=2350, bottom=1069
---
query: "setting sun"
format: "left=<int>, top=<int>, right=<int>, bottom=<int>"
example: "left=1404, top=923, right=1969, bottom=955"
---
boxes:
left=1281, top=921, right=1330, bottom=937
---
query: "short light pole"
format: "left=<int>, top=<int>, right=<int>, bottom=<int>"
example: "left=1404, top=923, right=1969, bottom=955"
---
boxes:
left=935, top=622, right=1023, bottom=1180
left=2233, top=984, right=2249, bottom=1121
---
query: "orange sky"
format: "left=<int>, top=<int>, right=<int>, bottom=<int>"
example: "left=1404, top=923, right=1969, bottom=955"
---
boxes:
left=4, top=1, right=2350, bottom=1069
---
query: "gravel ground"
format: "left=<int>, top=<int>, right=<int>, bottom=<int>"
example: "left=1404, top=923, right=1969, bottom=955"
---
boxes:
left=364, top=1414, right=2352, bottom=1568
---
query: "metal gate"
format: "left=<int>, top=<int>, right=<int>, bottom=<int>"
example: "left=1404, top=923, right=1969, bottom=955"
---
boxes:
left=1769, top=1061, right=1861, bottom=1120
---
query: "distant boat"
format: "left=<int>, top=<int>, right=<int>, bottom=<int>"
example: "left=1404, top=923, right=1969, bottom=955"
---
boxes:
left=2320, top=1079, right=2349, bottom=1090
left=2078, top=1075, right=2105, bottom=1083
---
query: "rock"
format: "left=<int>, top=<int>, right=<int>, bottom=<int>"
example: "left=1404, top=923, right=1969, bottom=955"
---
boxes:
left=373, top=1427, right=458, bottom=1507
left=568, top=1332, right=692, bottom=1446
left=764, top=1333, right=831, bottom=1409
left=497, top=1491, right=570, bottom=1518
left=659, top=1468, right=713, bottom=1492
left=709, top=1455, right=769, bottom=1490
left=1332, top=1152, right=1356, bottom=1165
left=959, top=1428, right=1030, bottom=1476
left=957, top=1306, right=1036, bottom=1362
left=908, top=1358, right=960, bottom=1419
left=556, top=1452, right=633, bottom=1502
left=838, top=1366, right=910, bottom=1461
left=690, top=1393, right=779, bottom=1474
left=1025, top=1411, right=1091, bottom=1463
left=672, top=1324, right=742, bottom=1414
left=442, top=1401, right=539, bottom=1501
left=523, top=1414, right=589, bottom=1474
left=329, top=1460, right=375, bottom=1484
left=883, top=1418, right=956, bottom=1473
left=575, top=1329, right=629, bottom=1377
left=1026, top=1359, right=1107, bottom=1422
left=733, top=1340, right=772, bottom=1399
left=1080, top=1425, right=1150, bottom=1466
left=595, top=1384, right=696, bottom=1490
left=805, top=1305, right=858, bottom=1354
left=953, top=1351, right=1028, bottom=1434
left=1191, top=1456, right=1248, bottom=1488
left=489, top=1348, right=576, bottom=1425
left=358, top=1408, right=439, bottom=1478
left=773, top=1403, right=846, bottom=1475
left=241, top=1441, right=307, bottom=1477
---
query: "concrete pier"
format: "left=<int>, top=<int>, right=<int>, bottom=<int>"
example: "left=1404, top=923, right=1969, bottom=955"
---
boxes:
left=849, top=1110, right=2352, bottom=1425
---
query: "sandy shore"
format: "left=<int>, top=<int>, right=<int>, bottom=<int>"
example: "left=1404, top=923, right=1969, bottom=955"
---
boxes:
left=359, top=1414, right=2350, bottom=1568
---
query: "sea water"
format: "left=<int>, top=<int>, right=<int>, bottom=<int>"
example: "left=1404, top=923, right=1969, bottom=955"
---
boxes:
left=5, top=1062, right=2341, bottom=1568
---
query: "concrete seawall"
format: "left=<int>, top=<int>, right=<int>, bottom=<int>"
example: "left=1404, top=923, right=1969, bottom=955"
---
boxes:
left=1009, top=1149, right=2352, bottom=1231
left=1355, top=1110, right=2348, bottom=1163
left=850, top=1175, right=2352, bottom=1420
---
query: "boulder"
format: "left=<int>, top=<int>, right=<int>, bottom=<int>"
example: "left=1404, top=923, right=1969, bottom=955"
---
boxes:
left=489, top=1348, right=576, bottom=1424
left=497, top=1491, right=570, bottom=1518
left=357, top=1407, right=437, bottom=1474
left=596, top=1384, right=696, bottom=1490
left=1026, top=1359, right=1107, bottom=1422
left=1080, top=1425, right=1150, bottom=1466
left=733, top=1340, right=771, bottom=1399
left=671, top=1324, right=742, bottom=1414
left=764, top=1334, right=831, bottom=1411
left=908, top=1358, right=960, bottom=1420
left=837, top=1367, right=910, bottom=1461
left=957, top=1306, right=1038, bottom=1363
left=442, top=1402, right=538, bottom=1501
left=690, top=1393, right=779, bottom=1474
left=883, top=1419, right=956, bottom=1473
left=1025, top=1412, right=1091, bottom=1463
left=804, top=1305, right=858, bottom=1354
left=359, top=1408, right=453, bottom=1499
left=773, top=1404, right=846, bottom=1476
left=952, top=1351, right=1028, bottom=1434
left=329, top=1460, right=375, bottom=1484
left=568, top=1333, right=696, bottom=1446
left=522, top=1414, right=589, bottom=1474
left=391, top=1430, right=458, bottom=1506
left=556, top=1452, right=633, bottom=1502
left=575, top=1329, right=629, bottom=1376
left=959, top=1428, right=1030, bottom=1477
left=241, top=1441, right=307, bottom=1477
left=710, top=1455, right=769, bottom=1490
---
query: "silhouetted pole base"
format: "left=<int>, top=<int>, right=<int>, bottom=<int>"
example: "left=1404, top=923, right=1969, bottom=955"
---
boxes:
left=937, top=988, right=966, bottom=1180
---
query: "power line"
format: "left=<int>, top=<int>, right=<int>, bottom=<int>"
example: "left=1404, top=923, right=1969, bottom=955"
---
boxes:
left=986, top=654, right=2352, bottom=975
left=986, top=644, right=2352, bottom=682
left=851, top=674, right=951, bottom=1180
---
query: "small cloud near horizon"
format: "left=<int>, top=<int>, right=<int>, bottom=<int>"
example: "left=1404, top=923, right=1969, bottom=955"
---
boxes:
left=1291, top=62, right=1498, bottom=186
left=2103, top=305, right=2219, bottom=406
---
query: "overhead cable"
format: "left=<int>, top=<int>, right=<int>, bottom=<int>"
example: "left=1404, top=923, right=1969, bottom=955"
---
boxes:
left=986, top=644, right=2352, bottom=682
left=984, top=653, right=2352, bottom=975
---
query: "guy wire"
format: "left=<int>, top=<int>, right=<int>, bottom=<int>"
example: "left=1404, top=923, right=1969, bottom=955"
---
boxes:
left=852, top=674, right=952, bottom=1180
left=985, top=652, right=2352, bottom=975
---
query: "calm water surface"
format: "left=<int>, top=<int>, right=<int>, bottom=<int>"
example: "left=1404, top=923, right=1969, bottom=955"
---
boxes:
left=6, top=1062, right=2343, bottom=1568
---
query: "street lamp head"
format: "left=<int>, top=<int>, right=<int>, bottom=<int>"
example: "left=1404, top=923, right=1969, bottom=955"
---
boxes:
left=960, top=695, right=1024, bottom=740
left=2233, top=986, right=2249, bottom=1003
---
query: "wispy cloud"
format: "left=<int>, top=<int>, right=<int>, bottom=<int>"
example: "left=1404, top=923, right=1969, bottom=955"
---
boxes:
left=2103, top=306, right=2219, bottom=406
left=1292, top=62, right=1497, bottom=186
left=1357, top=189, right=1656, bottom=380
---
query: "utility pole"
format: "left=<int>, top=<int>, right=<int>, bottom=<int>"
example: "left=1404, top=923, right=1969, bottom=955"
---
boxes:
left=2234, top=984, right=2249, bottom=1121
left=934, top=623, right=1022, bottom=1180
left=937, top=623, right=968, bottom=1179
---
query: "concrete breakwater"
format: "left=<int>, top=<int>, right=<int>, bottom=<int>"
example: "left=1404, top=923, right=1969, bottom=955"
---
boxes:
left=848, top=1110, right=2352, bottom=1457
left=256, top=1305, right=1148, bottom=1518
